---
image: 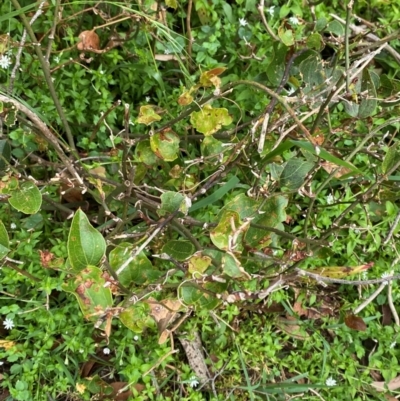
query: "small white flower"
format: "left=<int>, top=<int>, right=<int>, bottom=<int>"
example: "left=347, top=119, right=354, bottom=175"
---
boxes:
left=99, top=70, right=104, bottom=75
left=289, top=16, right=299, bottom=25
left=390, top=341, right=396, bottom=349
left=326, top=194, right=334, bottom=205
left=0, top=361, right=3, bottom=365
left=286, top=87, right=295, bottom=96
left=103, top=347, right=111, bottom=355
left=164, top=48, right=171, bottom=55
left=3, top=318, right=14, bottom=330
left=10, top=223, right=16, bottom=230
left=381, top=271, right=391, bottom=285
left=362, top=271, right=368, bottom=280
left=79, top=349, right=84, bottom=353
left=145, top=96, right=150, bottom=102
left=325, top=377, right=337, bottom=386
left=133, top=335, right=139, bottom=341
left=267, top=6, right=275, bottom=17
left=239, top=18, right=248, bottom=27
left=53, top=56, right=60, bottom=63
left=0, top=55, right=11, bottom=69
left=187, top=376, right=199, bottom=388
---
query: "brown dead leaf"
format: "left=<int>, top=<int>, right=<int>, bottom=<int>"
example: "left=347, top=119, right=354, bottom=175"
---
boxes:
left=109, top=382, right=145, bottom=401
left=146, top=298, right=183, bottom=334
left=276, top=316, right=310, bottom=340
left=344, top=314, right=367, bottom=331
left=372, top=375, right=400, bottom=391
left=320, top=161, right=352, bottom=178
left=77, top=30, right=100, bottom=51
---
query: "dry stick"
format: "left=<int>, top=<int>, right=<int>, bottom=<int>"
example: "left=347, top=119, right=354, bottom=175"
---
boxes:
left=321, top=154, right=400, bottom=242
left=353, top=282, right=386, bottom=314
left=383, top=209, right=400, bottom=245
left=186, top=0, right=193, bottom=61
left=257, top=0, right=280, bottom=42
left=344, top=0, right=354, bottom=92
left=9, top=1, right=45, bottom=92
left=0, top=93, right=83, bottom=185
left=303, top=116, right=400, bottom=242
left=11, top=0, right=76, bottom=151
left=388, top=280, right=400, bottom=326
left=45, top=0, right=61, bottom=62
left=330, top=13, right=400, bottom=64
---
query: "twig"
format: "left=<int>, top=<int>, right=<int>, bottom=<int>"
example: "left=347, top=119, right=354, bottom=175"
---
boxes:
left=353, top=282, right=386, bottom=314
left=45, top=0, right=61, bottom=61
left=344, top=0, right=354, bottom=92
left=0, top=93, right=83, bottom=185
left=257, top=0, right=280, bottom=42
left=388, top=279, right=400, bottom=326
left=9, top=2, right=45, bottom=92
left=383, top=209, right=400, bottom=245
left=11, top=0, right=76, bottom=151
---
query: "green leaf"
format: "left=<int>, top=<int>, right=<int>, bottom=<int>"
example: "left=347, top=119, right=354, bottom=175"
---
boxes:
left=109, top=243, right=161, bottom=286
left=382, top=143, right=400, bottom=174
left=162, top=240, right=195, bottom=261
left=306, top=33, right=323, bottom=50
left=0, top=101, right=17, bottom=127
left=190, top=104, right=232, bottom=136
left=211, top=210, right=244, bottom=251
left=325, top=20, right=345, bottom=36
left=190, top=176, right=239, bottom=212
left=218, top=193, right=260, bottom=220
left=166, top=0, right=177, bottom=9
left=8, top=182, right=42, bottom=214
left=158, top=191, right=189, bottom=216
left=119, top=302, right=155, bottom=333
left=0, top=220, right=10, bottom=260
left=278, top=27, right=294, bottom=47
left=150, top=131, right=180, bottom=161
left=61, top=265, right=112, bottom=320
left=222, top=251, right=251, bottom=279
left=134, top=140, right=158, bottom=165
left=0, top=139, right=11, bottom=169
left=180, top=284, right=220, bottom=309
left=244, top=195, right=288, bottom=249
left=267, top=43, right=288, bottom=86
left=68, top=209, right=106, bottom=271
left=280, top=159, right=314, bottom=190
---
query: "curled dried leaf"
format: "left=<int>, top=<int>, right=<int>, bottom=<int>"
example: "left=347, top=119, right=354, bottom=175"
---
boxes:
left=77, top=30, right=100, bottom=51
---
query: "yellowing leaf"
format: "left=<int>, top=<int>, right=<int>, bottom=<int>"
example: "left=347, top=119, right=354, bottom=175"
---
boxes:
left=199, top=67, right=227, bottom=88
left=190, top=105, right=232, bottom=136
left=137, top=105, right=162, bottom=125
left=311, top=262, right=374, bottom=279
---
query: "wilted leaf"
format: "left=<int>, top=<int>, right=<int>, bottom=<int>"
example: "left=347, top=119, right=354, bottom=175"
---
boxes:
left=344, top=314, right=367, bottom=331
left=372, top=375, right=400, bottom=392
left=311, top=262, right=373, bottom=279
left=210, top=210, right=242, bottom=250
left=276, top=316, right=310, bottom=340
left=199, top=67, right=227, bottom=88
left=61, top=265, right=113, bottom=321
left=137, top=105, right=162, bottom=125
left=188, top=252, right=212, bottom=274
left=77, top=30, right=100, bottom=51
left=150, top=131, right=180, bottom=161
left=178, top=89, right=194, bottom=106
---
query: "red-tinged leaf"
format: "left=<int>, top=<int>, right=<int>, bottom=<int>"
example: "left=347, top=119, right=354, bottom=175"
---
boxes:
left=345, top=314, right=367, bottom=331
